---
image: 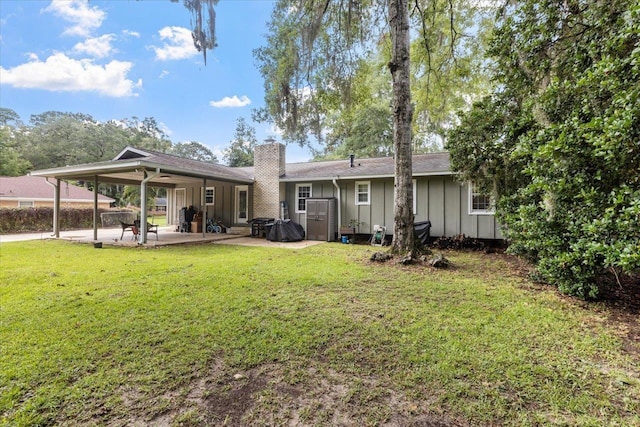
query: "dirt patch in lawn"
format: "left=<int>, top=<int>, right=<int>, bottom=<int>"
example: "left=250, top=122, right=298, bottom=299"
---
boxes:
left=586, top=272, right=640, bottom=357
left=129, top=361, right=467, bottom=427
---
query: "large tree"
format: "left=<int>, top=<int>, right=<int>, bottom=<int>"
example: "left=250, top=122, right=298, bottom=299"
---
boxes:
left=0, top=108, right=31, bottom=176
left=223, top=117, right=257, bottom=167
left=447, top=0, right=639, bottom=298
left=171, top=141, right=218, bottom=163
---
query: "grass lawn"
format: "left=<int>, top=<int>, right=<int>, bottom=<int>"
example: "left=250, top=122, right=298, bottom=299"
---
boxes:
left=1, top=241, right=638, bottom=426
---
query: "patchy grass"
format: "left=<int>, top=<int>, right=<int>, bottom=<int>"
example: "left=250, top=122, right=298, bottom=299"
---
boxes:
left=1, top=241, right=638, bottom=426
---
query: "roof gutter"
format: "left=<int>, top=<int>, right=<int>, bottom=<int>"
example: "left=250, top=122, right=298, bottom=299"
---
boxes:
left=280, top=171, right=453, bottom=182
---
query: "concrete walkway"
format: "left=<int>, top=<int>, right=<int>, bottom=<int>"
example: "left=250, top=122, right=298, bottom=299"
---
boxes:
left=0, top=226, right=325, bottom=249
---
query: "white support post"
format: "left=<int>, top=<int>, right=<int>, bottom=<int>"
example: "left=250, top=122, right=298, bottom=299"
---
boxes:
left=93, top=175, right=99, bottom=241
left=139, top=168, right=160, bottom=244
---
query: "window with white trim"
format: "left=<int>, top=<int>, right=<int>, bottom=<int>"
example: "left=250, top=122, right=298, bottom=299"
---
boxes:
left=355, top=181, right=370, bottom=205
left=19, top=201, right=34, bottom=208
left=204, top=187, right=215, bottom=206
left=468, top=182, right=494, bottom=214
left=295, top=184, right=312, bottom=213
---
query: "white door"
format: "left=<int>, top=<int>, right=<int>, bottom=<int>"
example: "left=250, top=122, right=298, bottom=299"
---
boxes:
left=235, top=185, right=248, bottom=224
left=175, top=188, right=186, bottom=225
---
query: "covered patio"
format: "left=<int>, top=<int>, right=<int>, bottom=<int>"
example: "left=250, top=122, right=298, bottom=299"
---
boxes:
left=29, top=147, right=254, bottom=245
left=0, top=225, right=324, bottom=249
left=52, top=225, right=250, bottom=247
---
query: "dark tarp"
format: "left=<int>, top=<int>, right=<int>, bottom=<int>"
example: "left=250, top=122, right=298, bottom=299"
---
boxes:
left=414, top=220, right=431, bottom=246
left=266, top=219, right=305, bottom=242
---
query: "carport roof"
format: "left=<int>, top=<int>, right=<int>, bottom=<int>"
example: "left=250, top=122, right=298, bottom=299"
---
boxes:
left=30, top=147, right=254, bottom=186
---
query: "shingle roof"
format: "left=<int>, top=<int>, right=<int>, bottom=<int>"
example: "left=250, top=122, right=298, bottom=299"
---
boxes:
left=117, top=149, right=253, bottom=181
left=30, top=147, right=254, bottom=184
left=0, top=176, right=114, bottom=202
left=280, top=151, right=451, bottom=181
left=29, top=146, right=452, bottom=184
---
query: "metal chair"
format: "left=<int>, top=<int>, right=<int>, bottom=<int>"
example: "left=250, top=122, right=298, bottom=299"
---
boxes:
left=133, top=220, right=158, bottom=241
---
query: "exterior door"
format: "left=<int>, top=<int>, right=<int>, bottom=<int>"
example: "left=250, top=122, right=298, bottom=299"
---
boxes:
left=235, top=185, right=248, bottom=224
left=174, top=188, right=186, bottom=225
left=306, top=199, right=328, bottom=241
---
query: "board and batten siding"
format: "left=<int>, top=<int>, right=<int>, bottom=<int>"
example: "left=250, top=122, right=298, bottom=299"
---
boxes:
left=172, top=181, right=253, bottom=228
left=286, top=176, right=502, bottom=240
left=419, top=177, right=502, bottom=240
left=285, top=181, right=337, bottom=226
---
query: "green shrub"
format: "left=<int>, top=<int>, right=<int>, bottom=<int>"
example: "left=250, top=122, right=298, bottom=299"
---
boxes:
left=0, top=208, right=111, bottom=233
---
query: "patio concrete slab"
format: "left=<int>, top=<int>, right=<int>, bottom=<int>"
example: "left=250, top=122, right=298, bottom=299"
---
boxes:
left=215, top=236, right=325, bottom=249
left=0, top=226, right=326, bottom=249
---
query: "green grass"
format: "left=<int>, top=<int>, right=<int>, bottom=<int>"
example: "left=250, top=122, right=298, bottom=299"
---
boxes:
left=1, top=241, right=638, bottom=426
left=148, top=215, right=167, bottom=226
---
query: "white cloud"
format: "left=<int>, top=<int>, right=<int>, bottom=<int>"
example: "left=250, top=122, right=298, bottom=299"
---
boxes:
left=0, top=53, right=141, bottom=97
left=159, top=70, right=170, bottom=79
left=151, top=26, right=198, bottom=61
left=159, top=122, right=172, bottom=137
left=72, top=34, right=115, bottom=58
left=43, top=0, right=105, bottom=37
left=209, top=95, right=251, bottom=108
left=122, top=30, right=140, bottom=38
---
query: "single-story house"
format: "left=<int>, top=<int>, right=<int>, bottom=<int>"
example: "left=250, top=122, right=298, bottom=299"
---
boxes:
left=30, top=140, right=501, bottom=243
left=153, top=197, right=167, bottom=212
left=0, top=175, right=114, bottom=209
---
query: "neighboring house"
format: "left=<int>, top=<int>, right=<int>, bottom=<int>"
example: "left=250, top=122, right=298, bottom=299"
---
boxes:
left=30, top=141, right=501, bottom=242
left=153, top=197, right=167, bottom=212
left=0, top=175, right=114, bottom=209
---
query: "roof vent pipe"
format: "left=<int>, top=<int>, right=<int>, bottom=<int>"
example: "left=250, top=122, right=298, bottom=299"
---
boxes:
left=349, top=154, right=355, bottom=168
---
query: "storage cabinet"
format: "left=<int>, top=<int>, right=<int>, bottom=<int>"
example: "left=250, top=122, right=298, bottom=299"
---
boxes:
left=306, top=198, right=337, bottom=241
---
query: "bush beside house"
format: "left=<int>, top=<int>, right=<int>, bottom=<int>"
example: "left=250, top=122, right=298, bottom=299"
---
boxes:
left=0, top=207, right=111, bottom=233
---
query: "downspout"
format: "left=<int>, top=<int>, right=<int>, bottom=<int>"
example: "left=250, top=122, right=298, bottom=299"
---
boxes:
left=333, top=178, right=341, bottom=237
left=44, top=178, right=61, bottom=238
left=139, top=168, right=160, bottom=244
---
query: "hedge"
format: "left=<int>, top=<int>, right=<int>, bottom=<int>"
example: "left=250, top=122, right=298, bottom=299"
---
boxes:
left=0, top=208, right=111, bottom=234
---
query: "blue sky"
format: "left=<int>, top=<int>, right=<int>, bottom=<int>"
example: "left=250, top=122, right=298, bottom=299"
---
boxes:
left=0, top=0, right=313, bottom=162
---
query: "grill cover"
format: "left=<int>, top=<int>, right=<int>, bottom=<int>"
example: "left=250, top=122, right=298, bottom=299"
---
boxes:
left=266, top=219, right=305, bottom=242
left=414, top=220, right=432, bottom=246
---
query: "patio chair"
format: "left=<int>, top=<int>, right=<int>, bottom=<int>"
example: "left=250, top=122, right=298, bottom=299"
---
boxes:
left=119, top=220, right=136, bottom=240
left=134, top=220, right=158, bottom=241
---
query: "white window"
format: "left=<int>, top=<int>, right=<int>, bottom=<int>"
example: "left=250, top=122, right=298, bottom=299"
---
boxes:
left=19, top=201, right=34, bottom=208
left=468, top=182, right=494, bottom=215
left=355, top=181, right=370, bottom=205
left=204, top=187, right=215, bottom=206
left=295, top=184, right=312, bottom=213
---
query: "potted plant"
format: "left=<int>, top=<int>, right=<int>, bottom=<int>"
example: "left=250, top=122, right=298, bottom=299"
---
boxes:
left=340, top=219, right=363, bottom=235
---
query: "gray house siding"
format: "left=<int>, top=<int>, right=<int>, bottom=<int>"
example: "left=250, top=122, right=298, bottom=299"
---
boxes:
left=419, top=177, right=502, bottom=240
left=173, top=181, right=253, bottom=228
left=285, top=181, right=337, bottom=227
left=286, top=176, right=502, bottom=240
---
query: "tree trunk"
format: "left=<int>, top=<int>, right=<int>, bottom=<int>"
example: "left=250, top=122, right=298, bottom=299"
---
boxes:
left=388, top=0, right=414, bottom=255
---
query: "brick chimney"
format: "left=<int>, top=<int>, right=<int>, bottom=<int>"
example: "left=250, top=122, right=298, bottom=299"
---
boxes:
left=253, top=139, right=286, bottom=219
